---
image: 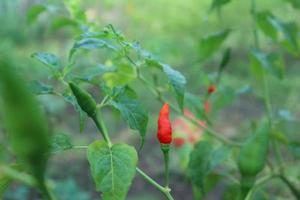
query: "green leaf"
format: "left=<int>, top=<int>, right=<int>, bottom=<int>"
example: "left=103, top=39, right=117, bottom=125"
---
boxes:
left=77, top=64, right=117, bottom=82
left=250, top=49, right=285, bottom=79
left=50, top=17, right=78, bottom=31
left=29, top=80, right=53, bottom=95
left=27, top=4, right=46, bottom=24
left=63, top=93, right=87, bottom=133
left=255, top=11, right=299, bottom=53
left=255, top=11, right=278, bottom=40
left=185, top=92, right=205, bottom=119
left=109, top=87, right=148, bottom=146
left=162, top=64, right=186, bottom=111
left=209, top=146, right=231, bottom=170
left=103, top=63, right=137, bottom=87
left=210, top=0, right=231, bottom=11
left=69, top=38, right=116, bottom=59
left=219, top=48, right=231, bottom=72
left=31, top=52, right=60, bottom=70
left=188, top=142, right=230, bottom=192
left=188, top=141, right=213, bottom=191
left=51, top=134, right=73, bottom=153
left=145, top=58, right=186, bottom=111
left=271, top=131, right=289, bottom=145
left=198, top=30, right=230, bottom=62
left=269, top=19, right=299, bottom=53
left=0, top=59, right=50, bottom=183
left=87, top=141, right=138, bottom=200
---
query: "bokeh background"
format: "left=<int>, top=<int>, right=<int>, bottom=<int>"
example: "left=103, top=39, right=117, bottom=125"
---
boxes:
left=1, top=0, right=300, bottom=199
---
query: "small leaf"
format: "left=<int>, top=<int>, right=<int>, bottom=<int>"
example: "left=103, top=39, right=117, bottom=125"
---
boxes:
left=87, top=141, right=138, bottom=200
left=51, top=134, right=73, bottom=153
left=103, top=63, right=137, bottom=87
left=77, top=64, right=117, bottom=82
left=198, top=29, right=230, bottom=62
left=271, top=131, right=289, bottom=145
left=162, top=64, right=186, bottom=111
left=29, top=80, right=53, bottom=95
left=27, top=4, right=46, bottom=24
left=188, top=142, right=230, bottom=192
left=256, top=11, right=299, bottom=54
left=31, top=52, right=60, bottom=70
left=219, top=48, right=231, bottom=72
left=145, top=58, right=186, bottom=111
left=250, top=49, right=285, bottom=79
left=109, top=87, right=148, bottom=146
left=210, top=0, right=231, bottom=11
left=255, top=11, right=278, bottom=40
left=50, top=17, right=78, bottom=31
left=69, top=38, right=116, bottom=59
left=209, top=146, right=231, bottom=170
left=187, top=141, right=213, bottom=191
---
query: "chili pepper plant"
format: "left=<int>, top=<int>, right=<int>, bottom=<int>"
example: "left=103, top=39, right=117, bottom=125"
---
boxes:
left=0, top=0, right=299, bottom=199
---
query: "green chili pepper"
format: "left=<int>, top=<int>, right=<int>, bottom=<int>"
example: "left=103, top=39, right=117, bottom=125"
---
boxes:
left=237, top=121, right=269, bottom=199
left=0, top=59, right=50, bottom=184
left=69, top=82, right=97, bottom=118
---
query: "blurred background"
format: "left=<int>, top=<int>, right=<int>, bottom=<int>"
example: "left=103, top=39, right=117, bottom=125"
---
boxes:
left=1, top=0, right=300, bottom=199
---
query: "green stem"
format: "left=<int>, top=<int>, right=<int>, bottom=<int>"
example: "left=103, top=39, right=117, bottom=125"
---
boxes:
left=136, top=167, right=174, bottom=200
left=0, top=165, right=57, bottom=200
left=91, top=112, right=112, bottom=147
left=40, top=183, right=57, bottom=200
left=262, top=73, right=284, bottom=169
left=251, top=0, right=259, bottom=49
left=0, top=165, right=37, bottom=187
left=161, top=145, right=170, bottom=187
left=279, top=175, right=300, bottom=199
left=262, top=73, right=272, bottom=126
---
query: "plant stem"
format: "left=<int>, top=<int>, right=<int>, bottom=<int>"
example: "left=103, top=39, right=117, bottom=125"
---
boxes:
left=262, top=72, right=285, bottom=169
left=161, top=145, right=170, bottom=188
left=164, top=151, right=170, bottom=187
left=262, top=73, right=272, bottom=126
left=278, top=175, right=300, bottom=199
left=250, top=0, right=259, bottom=49
left=0, top=165, right=37, bottom=187
left=92, top=112, right=112, bottom=147
left=0, top=165, right=57, bottom=200
left=136, top=167, right=174, bottom=200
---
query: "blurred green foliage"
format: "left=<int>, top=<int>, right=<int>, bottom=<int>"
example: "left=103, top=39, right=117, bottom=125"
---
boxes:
left=1, top=0, right=300, bottom=199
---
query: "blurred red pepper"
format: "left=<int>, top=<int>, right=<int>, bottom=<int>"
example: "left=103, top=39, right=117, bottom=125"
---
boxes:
left=204, top=101, right=210, bottom=113
left=173, top=137, right=185, bottom=147
left=207, top=84, right=216, bottom=94
left=157, top=103, right=172, bottom=144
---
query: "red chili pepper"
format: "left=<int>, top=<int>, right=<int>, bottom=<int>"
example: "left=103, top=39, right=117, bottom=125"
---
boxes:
left=204, top=100, right=210, bottom=113
left=157, top=103, right=172, bottom=144
left=173, top=137, right=185, bottom=147
left=207, top=84, right=216, bottom=94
